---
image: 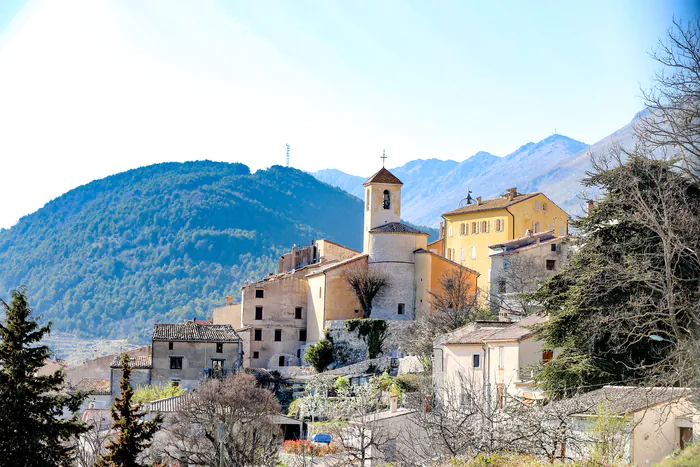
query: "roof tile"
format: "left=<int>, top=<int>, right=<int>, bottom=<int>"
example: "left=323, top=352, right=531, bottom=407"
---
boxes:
left=363, top=167, right=403, bottom=186
left=369, top=222, right=427, bottom=235
left=443, top=192, right=540, bottom=217
left=152, top=322, right=241, bottom=342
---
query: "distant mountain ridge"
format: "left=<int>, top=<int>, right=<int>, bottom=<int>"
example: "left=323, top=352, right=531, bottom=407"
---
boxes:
left=314, top=114, right=641, bottom=225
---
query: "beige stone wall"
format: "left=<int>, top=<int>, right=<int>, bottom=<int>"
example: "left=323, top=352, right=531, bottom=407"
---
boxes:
left=324, top=262, right=365, bottom=322
left=212, top=303, right=242, bottom=328
left=66, top=345, right=151, bottom=384
left=306, top=274, right=327, bottom=343
left=631, top=398, right=697, bottom=465
left=317, top=239, right=359, bottom=262
left=241, top=275, right=309, bottom=368
left=326, top=320, right=413, bottom=364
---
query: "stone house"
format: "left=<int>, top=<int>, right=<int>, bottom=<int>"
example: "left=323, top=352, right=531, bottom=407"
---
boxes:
left=109, top=320, right=243, bottom=393
left=560, top=386, right=698, bottom=466
left=433, top=315, right=554, bottom=405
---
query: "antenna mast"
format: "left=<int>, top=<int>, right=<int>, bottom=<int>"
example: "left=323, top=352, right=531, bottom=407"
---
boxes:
left=286, top=144, right=290, bottom=167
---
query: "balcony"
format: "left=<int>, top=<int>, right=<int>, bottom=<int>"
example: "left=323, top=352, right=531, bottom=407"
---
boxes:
left=203, top=368, right=231, bottom=379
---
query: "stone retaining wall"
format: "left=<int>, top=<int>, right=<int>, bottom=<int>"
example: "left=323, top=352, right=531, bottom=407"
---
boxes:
left=326, top=320, right=413, bottom=366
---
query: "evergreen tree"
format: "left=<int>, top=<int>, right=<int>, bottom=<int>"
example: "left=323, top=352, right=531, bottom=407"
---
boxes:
left=97, top=354, right=163, bottom=467
left=0, top=286, right=87, bottom=466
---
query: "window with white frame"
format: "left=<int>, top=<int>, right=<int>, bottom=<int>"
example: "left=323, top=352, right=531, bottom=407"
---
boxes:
left=498, top=346, right=504, bottom=369
left=534, top=201, right=540, bottom=210
left=495, top=219, right=503, bottom=232
left=560, top=226, right=565, bottom=236
left=471, top=221, right=479, bottom=234
left=471, top=246, right=477, bottom=260
left=448, top=224, right=453, bottom=237
left=543, top=202, right=549, bottom=211
left=481, top=220, right=489, bottom=233
left=460, top=247, right=465, bottom=261
left=532, top=222, right=540, bottom=233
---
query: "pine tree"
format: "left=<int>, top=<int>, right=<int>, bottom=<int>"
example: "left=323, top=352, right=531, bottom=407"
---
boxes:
left=0, top=286, right=87, bottom=466
left=97, top=353, right=163, bottom=467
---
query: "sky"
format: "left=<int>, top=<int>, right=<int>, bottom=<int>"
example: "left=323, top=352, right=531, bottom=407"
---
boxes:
left=0, top=0, right=698, bottom=229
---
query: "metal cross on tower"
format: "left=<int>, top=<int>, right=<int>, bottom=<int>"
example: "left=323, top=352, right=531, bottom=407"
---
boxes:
left=381, top=149, right=387, bottom=167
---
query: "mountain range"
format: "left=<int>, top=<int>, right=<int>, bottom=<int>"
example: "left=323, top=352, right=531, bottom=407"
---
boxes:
left=314, top=112, right=641, bottom=226
left=1, top=162, right=436, bottom=340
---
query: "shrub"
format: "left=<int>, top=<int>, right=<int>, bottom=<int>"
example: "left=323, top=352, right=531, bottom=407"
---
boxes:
left=304, top=339, right=334, bottom=373
left=132, top=382, right=185, bottom=404
left=334, top=376, right=350, bottom=393
left=282, top=440, right=338, bottom=456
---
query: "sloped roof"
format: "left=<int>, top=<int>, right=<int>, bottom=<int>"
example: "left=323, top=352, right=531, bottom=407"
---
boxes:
left=436, top=321, right=511, bottom=345
left=489, top=230, right=557, bottom=251
left=152, top=322, right=241, bottom=342
left=305, top=254, right=368, bottom=277
left=363, top=167, right=403, bottom=186
left=560, top=386, right=690, bottom=416
left=369, top=222, right=428, bottom=235
left=145, top=394, right=190, bottom=412
left=110, top=355, right=153, bottom=369
left=483, top=315, right=547, bottom=342
left=74, top=378, right=111, bottom=395
left=443, top=192, right=540, bottom=217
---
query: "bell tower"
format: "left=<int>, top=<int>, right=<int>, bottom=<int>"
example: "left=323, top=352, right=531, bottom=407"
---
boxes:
left=362, top=167, right=403, bottom=253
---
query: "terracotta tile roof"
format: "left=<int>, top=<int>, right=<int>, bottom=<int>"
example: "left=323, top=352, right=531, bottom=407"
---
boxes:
left=443, top=192, right=540, bottom=217
left=110, top=355, right=153, bottom=369
left=152, top=322, right=241, bottom=342
left=363, top=167, right=403, bottom=186
left=436, top=321, right=511, bottom=345
left=558, top=386, right=690, bottom=416
left=369, top=222, right=428, bottom=235
left=483, top=315, right=547, bottom=342
left=74, top=378, right=111, bottom=395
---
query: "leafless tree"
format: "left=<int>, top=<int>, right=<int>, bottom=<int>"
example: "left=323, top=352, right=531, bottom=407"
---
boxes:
left=491, top=254, right=559, bottom=317
left=325, top=377, right=397, bottom=466
left=396, top=375, right=597, bottom=465
left=637, top=18, right=700, bottom=182
left=343, top=265, right=388, bottom=318
left=151, top=373, right=282, bottom=467
left=407, top=267, right=480, bottom=360
left=72, top=413, right=112, bottom=467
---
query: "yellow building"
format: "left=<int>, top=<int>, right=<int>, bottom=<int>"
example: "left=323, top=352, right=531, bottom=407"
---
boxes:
left=441, top=187, right=568, bottom=291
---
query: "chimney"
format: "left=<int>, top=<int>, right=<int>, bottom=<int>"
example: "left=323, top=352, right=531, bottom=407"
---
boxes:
left=476, top=196, right=482, bottom=205
left=587, top=200, right=595, bottom=216
left=506, top=187, right=517, bottom=201
left=390, top=395, right=398, bottom=413
left=225, top=295, right=233, bottom=306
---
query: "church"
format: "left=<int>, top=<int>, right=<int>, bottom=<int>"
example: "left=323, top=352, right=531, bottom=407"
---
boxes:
left=213, top=166, right=479, bottom=369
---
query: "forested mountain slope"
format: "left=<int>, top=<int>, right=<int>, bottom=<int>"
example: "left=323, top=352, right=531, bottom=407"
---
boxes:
left=0, top=162, right=369, bottom=340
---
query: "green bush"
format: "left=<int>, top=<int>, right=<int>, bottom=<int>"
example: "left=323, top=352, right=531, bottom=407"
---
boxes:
left=334, top=376, right=350, bottom=393
left=304, top=339, right=334, bottom=373
left=132, top=382, right=184, bottom=404
left=654, top=443, right=700, bottom=467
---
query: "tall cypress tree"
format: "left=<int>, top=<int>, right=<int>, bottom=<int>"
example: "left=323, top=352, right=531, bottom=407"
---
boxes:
left=0, top=286, right=87, bottom=466
left=97, top=353, right=163, bottom=467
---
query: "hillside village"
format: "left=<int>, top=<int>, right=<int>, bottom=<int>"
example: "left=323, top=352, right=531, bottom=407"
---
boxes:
left=1, top=9, right=700, bottom=467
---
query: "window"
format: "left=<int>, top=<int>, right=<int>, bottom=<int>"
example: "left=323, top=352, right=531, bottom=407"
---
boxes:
left=471, top=221, right=479, bottom=234
left=295, top=307, right=303, bottom=319
left=216, top=343, right=223, bottom=353
left=255, top=306, right=263, bottom=320
left=546, top=260, right=556, bottom=271
left=278, top=356, right=285, bottom=367
left=354, top=309, right=359, bottom=314
left=211, top=359, right=224, bottom=372
left=559, top=226, right=565, bottom=236
left=274, top=329, right=282, bottom=341
left=448, top=224, right=453, bottom=237
left=542, top=349, right=554, bottom=363
left=460, top=247, right=465, bottom=261
left=534, top=201, right=540, bottom=210
left=471, top=246, right=477, bottom=260
left=397, top=303, right=405, bottom=315
left=447, top=248, right=452, bottom=261
left=319, top=287, right=322, bottom=299
left=170, top=380, right=180, bottom=387
left=460, top=223, right=467, bottom=236
left=255, top=289, right=264, bottom=298
left=254, top=329, right=262, bottom=341
left=481, top=220, right=489, bottom=233
left=495, top=219, right=503, bottom=232
left=299, top=329, right=307, bottom=341
left=253, top=351, right=260, bottom=359
left=169, top=357, right=183, bottom=370
left=551, top=243, right=557, bottom=252
left=549, top=223, right=554, bottom=230
left=366, top=189, right=370, bottom=211
left=472, top=353, right=481, bottom=369
left=168, top=342, right=173, bottom=350
left=498, top=280, right=506, bottom=294
left=383, top=190, right=391, bottom=209
left=498, top=347, right=504, bottom=369
left=532, top=222, right=540, bottom=233
left=543, top=202, right=549, bottom=211
left=297, top=349, right=301, bottom=358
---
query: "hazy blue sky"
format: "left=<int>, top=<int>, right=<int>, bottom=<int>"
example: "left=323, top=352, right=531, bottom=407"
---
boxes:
left=0, top=0, right=697, bottom=228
